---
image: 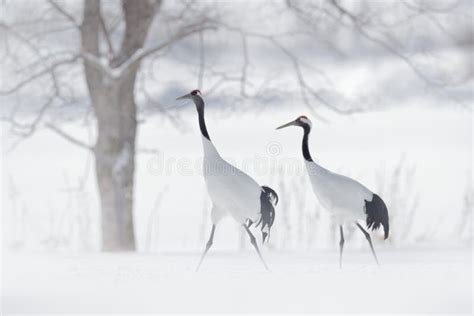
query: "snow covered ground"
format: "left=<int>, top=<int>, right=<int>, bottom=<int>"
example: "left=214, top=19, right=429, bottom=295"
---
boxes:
left=2, top=247, right=471, bottom=314
left=1, top=106, right=471, bottom=314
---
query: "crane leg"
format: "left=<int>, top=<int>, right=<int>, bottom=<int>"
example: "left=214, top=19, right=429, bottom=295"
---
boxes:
left=196, top=224, right=216, bottom=272
left=356, top=223, right=380, bottom=266
left=243, top=224, right=270, bottom=271
left=339, top=225, right=344, bottom=268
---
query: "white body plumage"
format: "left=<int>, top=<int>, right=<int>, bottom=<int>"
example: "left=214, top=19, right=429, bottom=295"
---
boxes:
left=201, top=137, right=262, bottom=225
left=304, top=160, right=373, bottom=224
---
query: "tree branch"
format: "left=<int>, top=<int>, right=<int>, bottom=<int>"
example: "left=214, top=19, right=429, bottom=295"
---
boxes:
left=328, top=0, right=452, bottom=87
left=45, top=123, right=95, bottom=151
left=83, top=21, right=217, bottom=81
left=1, top=95, right=55, bottom=138
left=216, top=22, right=358, bottom=117
left=133, top=22, right=217, bottom=65
left=47, top=0, right=80, bottom=28
left=0, top=55, right=79, bottom=95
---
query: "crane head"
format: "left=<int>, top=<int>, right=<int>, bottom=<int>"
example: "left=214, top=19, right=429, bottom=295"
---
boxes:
left=276, top=115, right=312, bottom=130
left=176, top=89, right=202, bottom=100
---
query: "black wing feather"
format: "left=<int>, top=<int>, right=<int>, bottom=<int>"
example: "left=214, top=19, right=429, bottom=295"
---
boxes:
left=365, top=194, right=389, bottom=239
left=257, top=186, right=278, bottom=243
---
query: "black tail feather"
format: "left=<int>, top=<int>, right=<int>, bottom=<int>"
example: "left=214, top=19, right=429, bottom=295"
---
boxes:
left=365, top=194, right=389, bottom=239
left=257, top=186, right=278, bottom=243
left=261, top=185, right=278, bottom=206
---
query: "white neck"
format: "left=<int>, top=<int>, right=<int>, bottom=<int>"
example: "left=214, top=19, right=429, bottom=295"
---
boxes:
left=201, top=136, right=221, bottom=159
left=304, top=159, right=327, bottom=175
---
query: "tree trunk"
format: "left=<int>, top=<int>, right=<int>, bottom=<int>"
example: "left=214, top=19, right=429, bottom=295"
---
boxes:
left=80, top=0, right=158, bottom=251
left=94, top=75, right=137, bottom=251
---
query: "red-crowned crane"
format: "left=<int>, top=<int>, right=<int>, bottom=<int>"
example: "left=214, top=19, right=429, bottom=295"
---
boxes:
left=277, top=115, right=389, bottom=267
left=176, top=90, right=278, bottom=271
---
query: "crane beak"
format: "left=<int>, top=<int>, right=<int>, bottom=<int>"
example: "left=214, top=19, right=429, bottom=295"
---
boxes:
left=262, top=232, right=268, bottom=243
left=176, top=93, right=191, bottom=100
left=276, top=120, right=296, bottom=130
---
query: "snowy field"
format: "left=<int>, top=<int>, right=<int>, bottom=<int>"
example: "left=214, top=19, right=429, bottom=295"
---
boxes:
left=1, top=106, right=472, bottom=314
left=2, top=247, right=471, bottom=314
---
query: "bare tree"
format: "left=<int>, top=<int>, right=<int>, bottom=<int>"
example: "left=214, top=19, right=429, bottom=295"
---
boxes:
left=1, top=0, right=213, bottom=251
left=1, top=0, right=469, bottom=251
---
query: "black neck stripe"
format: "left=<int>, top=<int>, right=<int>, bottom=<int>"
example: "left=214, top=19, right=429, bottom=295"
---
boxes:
left=195, top=96, right=210, bottom=140
left=302, top=125, right=313, bottom=162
